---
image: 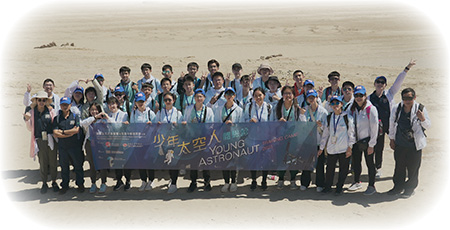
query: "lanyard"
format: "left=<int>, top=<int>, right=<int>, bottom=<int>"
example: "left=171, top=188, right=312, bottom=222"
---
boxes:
left=115, top=112, right=119, bottom=122
left=184, top=94, right=194, bottom=107
left=308, top=107, right=317, bottom=122
left=195, top=105, right=204, bottom=123
left=333, top=113, right=341, bottom=135
left=164, top=108, right=174, bottom=123
left=255, top=103, right=264, bottom=122
left=284, top=104, right=293, bottom=120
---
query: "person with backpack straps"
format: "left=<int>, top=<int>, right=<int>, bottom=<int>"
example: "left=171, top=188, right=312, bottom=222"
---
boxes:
left=347, top=85, right=379, bottom=195
left=296, top=79, right=322, bottom=109
left=235, top=74, right=253, bottom=109
left=387, top=88, right=430, bottom=198
left=369, top=60, right=416, bottom=178
left=205, top=72, right=227, bottom=109
left=182, top=89, right=215, bottom=193
left=175, top=76, right=196, bottom=115
left=299, top=89, right=329, bottom=192
left=272, top=86, right=302, bottom=190
left=243, top=87, right=273, bottom=191
left=318, top=96, right=356, bottom=195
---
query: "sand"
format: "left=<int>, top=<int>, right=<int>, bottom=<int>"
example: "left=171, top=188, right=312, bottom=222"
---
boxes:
left=0, top=1, right=449, bottom=230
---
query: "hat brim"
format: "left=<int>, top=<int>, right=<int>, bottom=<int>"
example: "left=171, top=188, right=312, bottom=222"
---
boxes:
left=257, top=67, right=274, bottom=75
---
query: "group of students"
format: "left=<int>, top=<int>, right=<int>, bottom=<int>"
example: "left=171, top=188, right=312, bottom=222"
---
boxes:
left=23, top=59, right=430, bottom=198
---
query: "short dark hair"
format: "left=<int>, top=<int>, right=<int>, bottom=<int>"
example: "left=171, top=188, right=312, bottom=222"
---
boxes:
left=141, top=82, right=154, bottom=89
left=327, top=71, right=340, bottom=79
left=342, top=81, right=355, bottom=89
left=162, top=64, right=173, bottom=72
left=89, top=102, right=103, bottom=116
left=293, top=70, right=303, bottom=76
left=253, top=87, right=266, bottom=96
left=119, top=66, right=131, bottom=74
left=85, top=87, right=96, bottom=97
left=161, top=77, right=172, bottom=85
left=401, top=88, right=416, bottom=97
left=212, top=72, right=224, bottom=80
left=184, top=76, right=195, bottom=84
left=241, top=75, right=250, bottom=81
left=163, top=92, right=177, bottom=102
left=43, top=79, right=55, bottom=87
left=141, top=63, right=152, bottom=71
left=232, top=63, right=242, bottom=71
left=187, top=62, right=199, bottom=69
left=207, top=59, right=220, bottom=68
left=107, top=96, right=120, bottom=106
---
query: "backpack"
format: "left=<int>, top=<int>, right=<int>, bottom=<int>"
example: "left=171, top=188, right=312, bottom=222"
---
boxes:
left=394, top=103, right=426, bottom=136
left=326, top=113, right=349, bottom=130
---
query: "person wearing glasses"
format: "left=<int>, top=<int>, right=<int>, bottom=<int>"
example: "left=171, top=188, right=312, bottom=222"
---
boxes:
left=24, top=91, right=59, bottom=194
left=369, top=60, right=416, bottom=178
left=347, top=85, right=379, bottom=195
left=319, top=71, right=342, bottom=103
left=388, top=88, right=430, bottom=198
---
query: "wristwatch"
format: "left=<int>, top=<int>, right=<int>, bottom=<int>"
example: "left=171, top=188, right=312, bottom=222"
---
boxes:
left=62, top=129, right=65, bottom=134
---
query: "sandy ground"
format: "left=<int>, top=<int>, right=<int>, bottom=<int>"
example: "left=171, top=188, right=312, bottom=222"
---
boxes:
left=0, top=1, right=449, bottom=230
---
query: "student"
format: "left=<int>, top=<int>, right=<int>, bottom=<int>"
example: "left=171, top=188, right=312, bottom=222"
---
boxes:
left=23, top=91, right=59, bottom=194
left=140, top=82, right=156, bottom=110
left=213, top=87, right=243, bottom=192
left=347, top=85, right=379, bottom=195
left=369, top=60, right=415, bottom=177
left=52, top=97, right=84, bottom=194
left=186, top=62, right=202, bottom=89
left=106, top=97, right=131, bottom=192
left=205, top=72, right=227, bottom=108
left=154, top=78, right=173, bottom=113
left=137, top=63, right=162, bottom=99
left=175, top=76, right=196, bottom=114
left=264, top=76, right=282, bottom=108
left=63, top=80, right=85, bottom=116
left=161, top=64, right=179, bottom=94
left=81, top=103, right=109, bottom=194
left=320, top=71, right=342, bottom=103
left=24, top=79, right=61, bottom=112
left=273, top=86, right=302, bottom=189
left=226, top=63, right=243, bottom=94
left=388, top=88, right=430, bottom=197
left=299, top=89, right=328, bottom=192
left=93, top=73, right=110, bottom=103
left=318, top=96, right=356, bottom=195
left=292, top=70, right=305, bottom=97
left=130, top=92, right=157, bottom=192
left=341, top=81, right=355, bottom=111
left=244, top=87, right=272, bottom=191
left=155, top=92, right=183, bottom=194
left=116, top=66, right=138, bottom=102
left=235, top=75, right=253, bottom=108
left=112, top=86, right=132, bottom=119
left=252, top=63, right=273, bottom=92
left=182, top=89, right=214, bottom=193
left=81, top=77, right=104, bottom=120
left=201, top=59, right=220, bottom=93
left=297, top=80, right=322, bottom=109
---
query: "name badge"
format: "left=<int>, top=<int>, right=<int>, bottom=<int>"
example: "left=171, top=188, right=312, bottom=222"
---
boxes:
left=331, top=136, right=337, bottom=145
left=70, top=120, right=75, bottom=125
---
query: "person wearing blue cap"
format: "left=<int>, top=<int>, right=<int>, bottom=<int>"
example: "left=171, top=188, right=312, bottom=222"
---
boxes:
left=182, top=88, right=214, bottom=193
left=297, top=79, right=322, bottom=109
left=113, top=85, right=132, bottom=119
left=318, top=95, right=356, bottom=195
left=369, top=60, right=416, bottom=178
left=93, top=73, right=109, bottom=103
left=299, top=89, right=329, bottom=192
left=63, top=79, right=86, bottom=116
left=347, top=85, right=379, bottom=195
left=52, top=96, right=85, bottom=194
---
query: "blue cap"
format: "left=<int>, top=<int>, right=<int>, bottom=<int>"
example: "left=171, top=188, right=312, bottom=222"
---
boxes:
left=303, top=79, right=315, bottom=87
left=73, top=86, right=84, bottom=94
left=224, top=87, right=236, bottom=95
left=354, top=85, right=366, bottom=95
left=94, top=73, right=104, bottom=79
left=114, top=86, right=124, bottom=93
left=306, top=89, right=317, bottom=98
left=194, top=88, right=206, bottom=96
left=330, top=95, right=343, bottom=103
left=134, top=92, right=146, bottom=102
left=60, top=96, right=72, bottom=105
left=375, top=76, right=387, bottom=83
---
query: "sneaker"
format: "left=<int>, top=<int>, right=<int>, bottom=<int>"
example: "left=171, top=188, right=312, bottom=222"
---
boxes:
left=77, top=185, right=85, bottom=193
left=204, top=182, right=212, bottom=192
left=316, top=187, right=324, bottom=193
left=364, top=186, right=376, bottom=195
left=89, top=184, right=97, bottom=194
left=230, top=183, right=238, bottom=192
left=179, top=169, right=186, bottom=176
left=250, top=181, right=257, bottom=191
left=139, top=181, right=147, bottom=192
left=300, top=185, right=307, bottom=191
left=290, top=181, right=298, bottom=190
left=376, top=169, right=382, bottom=178
left=167, top=184, right=177, bottom=194
left=387, top=187, right=403, bottom=196
left=401, top=189, right=415, bottom=198
left=40, top=183, right=48, bottom=194
left=59, top=187, right=69, bottom=195
left=113, top=180, right=124, bottom=191
left=277, top=180, right=284, bottom=190
left=124, top=181, right=131, bottom=191
left=221, top=183, right=230, bottom=193
left=261, top=181, right=268, bottom=191
left=52, top=182, right=60, bottom=192
left=98, top=183, right=107, bottom=193
left=187, top=182, right=197, bottom=193
left=348, top=182, right=362, bottom=191
left=145, top=181, right=154, bottom=191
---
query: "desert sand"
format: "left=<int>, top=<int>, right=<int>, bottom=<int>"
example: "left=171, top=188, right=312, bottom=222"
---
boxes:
left=0, top=1, right=449, bottom=230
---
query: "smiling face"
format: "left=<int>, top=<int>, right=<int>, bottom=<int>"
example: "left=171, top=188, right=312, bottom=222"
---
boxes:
left=86, top=91, right=96, bottom=102
left=162, top=68, right=173, bottom=78
left=194, top=93, right=205, bottom=105
left=330, top=100, right=342, bottom=112
left=282, top=88, right=294, bottom=102
left=89, top=105, right=99, bottom=117
left=60, top=103, right=71, bottom=113
left=208, top=63, right=219, bottom=74
left=136, top=101, right=145, bottom=111
left=260, top=68, right=270, bottom=78
left=354, top=93, right=366, bottom=105
left=213, top=76, right=224, bottom=89
left=120, top=71, right=130, bottom=82
left=161, top=80, right=172, bottom=93
left=43, top=82, right=54, bottom=94
left=293, top=72, right=304, bottom=86
left=224, top=92, right=236, bottom=103
left=163, top=95, right=174, bottom=108
left=253, top=90, right=265, bottom=105
left=241, top=78, right=251, bottom=89
left=108, top=102, right=118, bottom=113
left=141, top=67, right=151, bottom=78
left=342, top=85, right=353, bottom=98
left=267, top=80, right=279, bottom=92
left=328, top=76, right=340, bottom=87
left=374, top=78, right=386, bottom=92
left=401, top=91, right=415, bottom=107
left=188, top=65, right=198, bottom=77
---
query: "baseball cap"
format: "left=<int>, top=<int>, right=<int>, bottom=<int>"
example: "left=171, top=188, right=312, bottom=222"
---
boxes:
left=375, top=76, right=387, bottom=83
left=224, top=87, right=236, bottom=95
left=94, top=73, right=104, bottom=79
left=60, top=96, right=72, bottom=105
left=73, top=86, right=84, bottom=94
left=330, top=95, right=343, bottom=103
left=194, top=88, right=206, bottom=96
left=114, top=86, right=124, bottom=93
left=303, top=79, right=315, bottom=87
left=134, top=92, right=146, bottom=102
left=306, top=89, right=317, bottom=98
left=354, top=85, right=366, bottom=95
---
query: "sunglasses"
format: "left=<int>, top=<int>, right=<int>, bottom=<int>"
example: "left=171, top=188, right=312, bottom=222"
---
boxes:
left=375, top=80, right=386, bottom=84
left=342, top=87, right=352, bottom=92
left=402, top=96, right=414, bottom=101
left=329, top=77, right=339, bottom=81
left=164, top=98, right=173, bottom=102
left=37, top=99, right=47, bottom=102
left=162, top=70, right=171, bottom=74
left=115, top=93, right=124, bottom=97
left=354, top=94, right=365, bottom=98
left=330, top=101, right=340, bottom=106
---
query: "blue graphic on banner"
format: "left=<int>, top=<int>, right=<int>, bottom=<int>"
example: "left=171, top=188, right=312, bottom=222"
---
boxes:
left=90, top=121, right=317, bottom=171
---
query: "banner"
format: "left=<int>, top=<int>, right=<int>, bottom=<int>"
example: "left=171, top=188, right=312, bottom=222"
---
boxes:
left=90, top=121, right=318, bottom=171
